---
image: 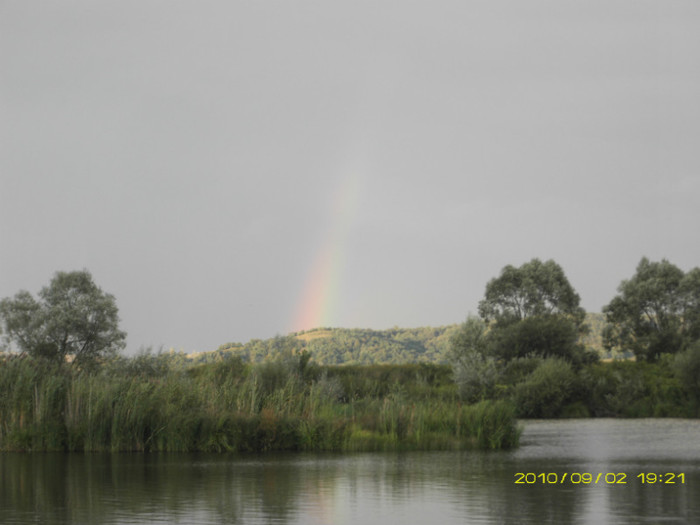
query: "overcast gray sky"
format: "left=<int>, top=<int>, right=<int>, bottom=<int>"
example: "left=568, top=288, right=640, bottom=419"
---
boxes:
left=1, top=1, right=699, bottom=354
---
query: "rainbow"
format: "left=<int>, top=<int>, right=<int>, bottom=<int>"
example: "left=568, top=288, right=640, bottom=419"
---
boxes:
left=289, top=174, right=362, bottom=334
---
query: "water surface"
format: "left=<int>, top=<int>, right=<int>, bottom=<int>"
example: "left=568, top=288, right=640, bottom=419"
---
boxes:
left=1, top=419, right=698, bottom=524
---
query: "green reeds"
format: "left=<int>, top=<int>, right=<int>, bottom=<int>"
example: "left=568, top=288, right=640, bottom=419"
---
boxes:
left=0, top=355, right=520, bottom=452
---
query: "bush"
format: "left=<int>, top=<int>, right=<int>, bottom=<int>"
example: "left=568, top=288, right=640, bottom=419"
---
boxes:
left=513, top=358, right=578, bottom=418
left=579, top=359, right=690, bottom=417
left=488, top=315, right=590, bottom=365
left=672, top=340, right=700, bottom=403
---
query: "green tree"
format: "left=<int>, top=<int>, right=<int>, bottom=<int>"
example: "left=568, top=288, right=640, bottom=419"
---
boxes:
left=513, top=357, right=578, bottom=418
left=478, top=258, right=585, bottom=326
left=487, top=314, right=589, bottom=363
left=0, top=270, right=126, bottom=368
left=603, top=257, right=700, bottom=361
left=447, top=316, right=498, bottom=401
left=680, top=267, right=700, bottom=342
left=477, top=259, right=589, bottom=362
left=672, top=340, right=700, bottom=404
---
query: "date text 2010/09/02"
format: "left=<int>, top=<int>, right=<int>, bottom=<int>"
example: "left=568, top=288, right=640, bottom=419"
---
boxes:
left=514, top=472, right=685, bottom=484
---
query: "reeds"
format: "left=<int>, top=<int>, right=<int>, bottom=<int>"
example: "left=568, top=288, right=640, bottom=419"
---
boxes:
left=0, top=355, right=520, bottom=452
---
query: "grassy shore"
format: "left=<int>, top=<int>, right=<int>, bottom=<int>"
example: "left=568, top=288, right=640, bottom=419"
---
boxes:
left=0, top=354, right=520, bottom=452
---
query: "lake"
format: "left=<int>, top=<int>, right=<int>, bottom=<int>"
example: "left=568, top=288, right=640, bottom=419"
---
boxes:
left=1, top=419, right=698, bottom=524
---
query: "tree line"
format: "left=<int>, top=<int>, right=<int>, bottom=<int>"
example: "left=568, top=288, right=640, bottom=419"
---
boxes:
left=1, top=257, right=699, bottom=367
left=1, top=258, right=699, bottom=426
left=447, top=257, right=700, bottom=415
left=456, top=257, right=700, bottom=364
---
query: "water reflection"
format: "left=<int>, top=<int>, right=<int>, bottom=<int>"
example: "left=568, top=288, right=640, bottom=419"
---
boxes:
left=1, top=419, right=699, bottom=525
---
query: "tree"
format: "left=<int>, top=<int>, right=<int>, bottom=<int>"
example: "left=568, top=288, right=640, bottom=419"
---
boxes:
left=0, top=270, right=126, bottom=367
left=478, top=258, right=585, bottom=327
left=680, top=267, right=700, bottom=343
left=447, top=316, right=498, bottom=401
left=486, top=314, right=587, bottom=362
left=477, top=259, right=590, bottom=363
left=672, top=340, right=700, bottom=403
left=603, top=257, right=700, bottom=361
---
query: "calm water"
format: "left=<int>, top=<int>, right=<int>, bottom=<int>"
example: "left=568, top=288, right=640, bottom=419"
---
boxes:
left=1, top=419, right=698, bottom=524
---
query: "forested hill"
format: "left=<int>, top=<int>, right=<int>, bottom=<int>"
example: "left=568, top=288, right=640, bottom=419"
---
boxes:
left=206, top=325, right=458, bottom=365
left=188, top=313, right=607, bottom=366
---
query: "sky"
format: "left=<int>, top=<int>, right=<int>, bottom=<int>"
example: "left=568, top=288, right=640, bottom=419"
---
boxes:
left=1, top=1, right=699, bottom=355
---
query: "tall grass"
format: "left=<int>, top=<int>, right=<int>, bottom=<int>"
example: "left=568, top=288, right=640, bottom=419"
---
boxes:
left=0, top=355, right=520, bottom=452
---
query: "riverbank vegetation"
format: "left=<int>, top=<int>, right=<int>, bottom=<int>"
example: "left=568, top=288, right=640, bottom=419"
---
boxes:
left=0, top=353, right=519, bottom=452
left=2, top=256, right=699, bottom=453
left=446, top=258, right=700, bottom=418
left=449, top=349, right=700, bottom=418
left=2, top=345, right=698, bottom=453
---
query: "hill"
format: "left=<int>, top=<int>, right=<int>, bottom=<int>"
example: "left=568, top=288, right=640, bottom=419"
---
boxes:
left=189, top=313, right=608, bottom=366
left=207, top=325, right=459, bottom=365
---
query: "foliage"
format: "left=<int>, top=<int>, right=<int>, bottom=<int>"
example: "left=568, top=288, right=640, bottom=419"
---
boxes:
left=0, top=270, right=126, bottom=368
left=325, top=363, right=455, bottom=401
left=579, top=313, right=609, bottom=357
left=460, top=400, right=521, bottom=450
left=472, top=259, right=590, bottom=364
left=478, top=258, right=585, bottom=327
left=0, top=354, right=519, bottom=452
left=578, top=359, right=690, bottom=417
left=487, top=314, right=595, bottom=364
left=446, top=317, right=499, bottom=401
left=205, top=314, right=609, bottom=369
left=512, top=358, right=578, bottom=418
left=603, top=258, right=700, bottom=361
left=213, top=326, right=460, bottom=366
left=672, top=340, right=700, bottom=403
left=681, top=268, right=700, bottom=342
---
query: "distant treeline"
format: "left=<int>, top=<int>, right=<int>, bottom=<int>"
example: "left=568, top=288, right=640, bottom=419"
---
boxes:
left=213, top=326, right=458, bottom=365
left=195, top=314, right=608, bottom=366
